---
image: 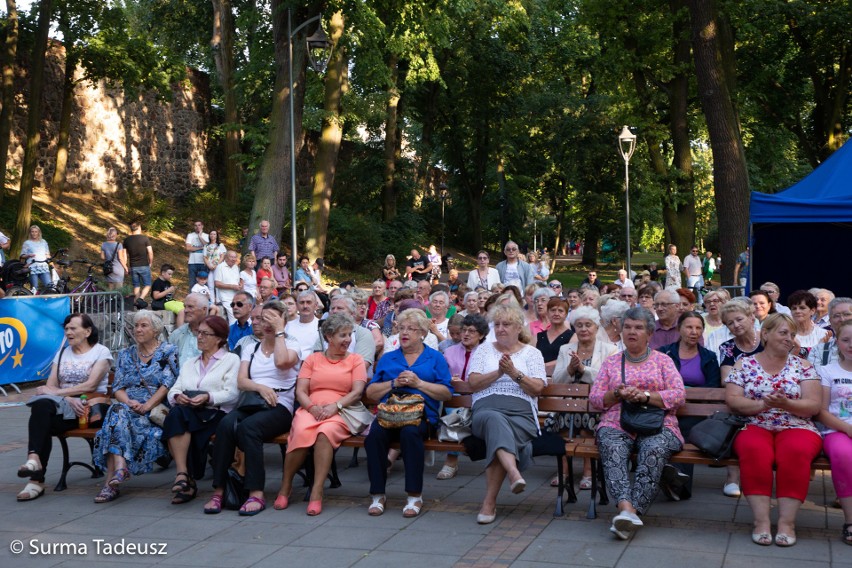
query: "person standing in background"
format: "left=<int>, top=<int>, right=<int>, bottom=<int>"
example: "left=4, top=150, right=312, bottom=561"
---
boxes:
left=185, top=220, right=209, bottom=287
left=123, top=221, right=154, bottom=309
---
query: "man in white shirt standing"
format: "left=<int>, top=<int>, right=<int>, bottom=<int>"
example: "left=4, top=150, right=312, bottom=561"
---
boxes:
left=682, top=245, right=704, bottom=293
left=214, top=250, right=242, bottom=324
left=185, top=220, right=209, bottom=287
left=286, top=290, right=321, bottom=361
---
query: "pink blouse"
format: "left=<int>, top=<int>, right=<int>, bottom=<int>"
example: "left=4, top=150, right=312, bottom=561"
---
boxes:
left=590, top=350, right=686, bottom=442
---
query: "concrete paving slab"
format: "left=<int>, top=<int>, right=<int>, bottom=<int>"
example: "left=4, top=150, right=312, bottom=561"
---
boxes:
left=613, top=545, right=723, bottom=568
left=353, top=550, right=459, bottom=568
left=377, top=528, right=485, bottom=556
left=159, top=540, right=280, bottom=567
left=516, top=537, right=626, bottom=566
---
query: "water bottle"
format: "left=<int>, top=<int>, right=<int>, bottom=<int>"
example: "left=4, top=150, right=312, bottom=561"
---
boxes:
left=78, top=395, right=89, bottom=429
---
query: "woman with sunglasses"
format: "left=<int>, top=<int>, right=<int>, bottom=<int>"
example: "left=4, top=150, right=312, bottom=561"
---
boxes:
left=467, top=250, right=500, bottom=291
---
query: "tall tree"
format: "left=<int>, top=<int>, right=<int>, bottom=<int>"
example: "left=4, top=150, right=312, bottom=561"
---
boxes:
left=211, top=0, right=241, bottom=202
left=11, top=0, right=54, bottom=257
left=688, top=0, right=749, bottom=285
left=0, top=0, right=18, bottom=204
left=304, top=10, right=345, bottom=259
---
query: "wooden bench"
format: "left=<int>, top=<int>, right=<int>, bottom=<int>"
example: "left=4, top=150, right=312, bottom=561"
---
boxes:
left=53, top=372, right=115, bottom=491
left=563, top=387, right=833, bottom=518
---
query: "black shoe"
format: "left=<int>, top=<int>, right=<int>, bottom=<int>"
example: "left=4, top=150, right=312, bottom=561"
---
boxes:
left=660, top=464, right=690, bottom=501
left=134, top=298, right=148, bottom=310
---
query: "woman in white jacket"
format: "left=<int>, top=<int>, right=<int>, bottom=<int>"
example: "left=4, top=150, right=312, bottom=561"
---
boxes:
left=163, top=315, right=239, bottom=504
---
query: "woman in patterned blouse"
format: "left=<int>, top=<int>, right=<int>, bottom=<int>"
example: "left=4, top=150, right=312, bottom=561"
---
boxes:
left=725, top=313, right=822, bottom=547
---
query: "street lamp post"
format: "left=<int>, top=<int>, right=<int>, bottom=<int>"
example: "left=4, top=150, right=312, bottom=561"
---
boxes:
left=617, top=125, right=637, bottom=278
left=288, top=10, right=332, bottom=280
left=439, top=183, right=449, bottom=257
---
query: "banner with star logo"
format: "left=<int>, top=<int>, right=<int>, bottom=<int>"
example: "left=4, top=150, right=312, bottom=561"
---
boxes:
left=0, top=296, right=70, bottom=385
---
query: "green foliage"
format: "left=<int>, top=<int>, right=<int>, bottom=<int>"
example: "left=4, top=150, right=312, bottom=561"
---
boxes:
left=0, top=190, right=72, bottom=249
left=119, top=187, right=176, bottom=236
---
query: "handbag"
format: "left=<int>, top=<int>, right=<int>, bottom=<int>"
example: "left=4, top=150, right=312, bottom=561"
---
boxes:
left=438, top=407, right=472, bottom=442
left=618, top=354, right=665, bottom=436
left=687, top=411, right=749, bottom=461
left=135, top=350, right=171, bottom=427
left=338, top=402, right=374, bottom=435
left=377, top=390, right=425, bottom=428
left=236, top=342, right=295, bottom=412
left=222, top=467, right=248, bottom=510
left=102, top=243, right=119, bottom=277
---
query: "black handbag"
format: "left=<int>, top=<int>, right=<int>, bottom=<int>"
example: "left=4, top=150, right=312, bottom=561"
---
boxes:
left=222, top=467, right=248, bottom=510
left=687, top=412, right=749, bottom=461
left=103, top=243, right=119, bottom=277
left=618, top=354, right=665, bottom=436
left=235, top=342, right=294, bottom=412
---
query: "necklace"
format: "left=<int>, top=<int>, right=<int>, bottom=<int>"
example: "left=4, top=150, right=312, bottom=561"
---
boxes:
left=138, top=342, right=160, bottom=359
left=625, top=347, right=651, bottom=363
left=735, top=333, right=758, bottom=353
left=324, top=350, right=346, bottom=364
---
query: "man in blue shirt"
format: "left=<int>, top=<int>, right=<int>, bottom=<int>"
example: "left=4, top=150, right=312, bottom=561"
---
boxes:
left=228, top=291, right=255, bottom=349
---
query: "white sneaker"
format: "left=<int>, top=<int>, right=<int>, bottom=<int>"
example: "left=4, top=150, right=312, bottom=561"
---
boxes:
left=612, top=511, right=643, bottom=535
left=723, top=482, right=741, bottom=497
left=610, top=523, right=630, bottom=540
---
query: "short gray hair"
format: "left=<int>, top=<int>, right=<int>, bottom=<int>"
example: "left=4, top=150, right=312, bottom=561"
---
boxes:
left=332, top=295, right=358, bottom=315
left=829, top=297, right=852, bottom=316
left=321, top=313, right=354, bottom=340
left=654, top=289, right=679, bottom=304
left=569, top=306, right=601, bottom=327
left=429, top=290, right=450, bottom=304
left=184, top=293, right=208, bottom=308
left=297, top=290, right=317, bottom=303
left=348, top=289, right=369, bottom=304
left=464, top=291, right=479, bottom=303
left=532, top=287, right=555, bottom=301
left=600, top=300, right=629, bottom=325
left=233, top=291, right=256, bottom=307
left=622, top=307, right=656, bottom=333
left=133, top=310, right=165, bottom=335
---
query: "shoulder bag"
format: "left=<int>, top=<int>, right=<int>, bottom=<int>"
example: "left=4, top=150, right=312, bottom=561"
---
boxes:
left=135, top=350, right=171, bottom=427
left=103, top=243, right=119, bottom=277
left=687, top=412, right=749, bottom=461
left=618, top=353, right=665, bottom=436
left=235, top=342, right=295, bottom=412
left=377, top=389, right=425, bottom=428
left=338, top=402, right=374, bottom=435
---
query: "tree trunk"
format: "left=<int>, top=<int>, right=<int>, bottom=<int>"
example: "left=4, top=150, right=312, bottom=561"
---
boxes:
left=11, top=0, right=53, bottom=257
left=49, top=48, right=75, bottom=200
left=381, top=53, right=399, bottom=222
left=688, top=0, right=750, bottom=286
left=305, top=11, right=345, bottom=260
left=0, top=0, right=19, bottom=205
left=247, top=1, right=311, bottom=254
left=211, top=0, right=241, bottom=202
left=581, top=215, right=601, bottom=267
left=550, top=178, right=567, bottom=273
left=497, top=157, right=507, bottom=246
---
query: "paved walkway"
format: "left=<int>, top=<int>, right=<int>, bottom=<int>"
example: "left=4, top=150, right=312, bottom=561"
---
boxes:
left=0, top=392, right=848, bottom=568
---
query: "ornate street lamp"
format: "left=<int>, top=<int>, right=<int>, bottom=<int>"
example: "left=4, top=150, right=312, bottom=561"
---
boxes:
left=617, top=125, right=637, bottom=278
left=439, top=183, right=449, bottom=257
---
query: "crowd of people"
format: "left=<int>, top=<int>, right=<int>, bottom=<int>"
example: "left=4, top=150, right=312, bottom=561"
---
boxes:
left=8, top=230, right=851, bottom=548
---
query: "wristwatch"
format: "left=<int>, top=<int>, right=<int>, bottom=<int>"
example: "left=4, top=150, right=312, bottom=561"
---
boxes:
left=336, top=401, right=343, bottom=411
left=643, top=391, right=651, bottom=405
left=275, top=331, right=286, bottom=337
left=514, top=374, right=524, bottom=383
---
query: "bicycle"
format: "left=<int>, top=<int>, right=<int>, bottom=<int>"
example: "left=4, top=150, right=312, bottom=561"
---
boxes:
left=4, top=249, right=72, bottom=296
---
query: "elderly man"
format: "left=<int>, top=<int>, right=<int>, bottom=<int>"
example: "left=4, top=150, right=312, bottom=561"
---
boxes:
left=258, top=277, right=278, bottom=304
left=495, top=240, right=536, bottom=289
left=213, top=250, right=242, bottom=323
left=416, top=279, right=432, bottom=305
left=271, top=252, right=290, bottom=295
left=809, top=297, right=852, bottom=368
left=248, top=219, right=279, bottom=263
left=650, top=289, right=682, bottom=350
left=285, top=290, right=321, bottom=360
left=228, top=291, right=255, bottom=350
left=169, top=293, right=209, bottom=365
left=313, top=295, right=375, bottom=374
left=814, top=288, right=835, bottom=330
left=614, top=269, right=635, bottom=288
left=618, top=286, right=638, bottom=308
left=548, top=279, right=564, bottom=298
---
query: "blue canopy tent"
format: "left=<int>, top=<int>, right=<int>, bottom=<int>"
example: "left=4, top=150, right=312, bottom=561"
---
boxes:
left=749, top=140, right=852, bottom=299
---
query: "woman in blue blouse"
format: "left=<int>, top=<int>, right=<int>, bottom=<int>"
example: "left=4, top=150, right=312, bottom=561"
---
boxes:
left=93, top=311, right=178, bottom=502
left=365, top=308, right=453, bottom=518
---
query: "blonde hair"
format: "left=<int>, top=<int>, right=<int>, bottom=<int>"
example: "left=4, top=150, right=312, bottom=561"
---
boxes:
left=835, top=320, right=852, bottom=361
left=28, top=225, right=43, bottom=240
left=106, top=227, right=118, bottom=239
left=760, top=312, right=797, bottom=344
left=488, top=303, right=532, bottom=344
left=396, top=308, right=430, bottom=336
left=721, top=298, right=753, bottom=323
left=242, top=252, right=257, bottom=268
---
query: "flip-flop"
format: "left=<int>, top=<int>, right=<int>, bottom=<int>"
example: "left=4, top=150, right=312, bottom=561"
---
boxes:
left=368, top=495, right=386, bottom=516
left=842, top=523, right=852, bottom=546
left=403, top=496, right=423, bottom=518
left=238, top=496, right=266, bottom=516
left=17, top=482, right=45, bottom=502
left=108, top=468, right=131, bottom=488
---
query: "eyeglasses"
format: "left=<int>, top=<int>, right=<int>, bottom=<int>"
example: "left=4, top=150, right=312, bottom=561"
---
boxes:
left=505, top=247, right=518, bottom=251
left=231, top=301, right=247, bottom=308
left=197, top=330, right=217, bottom=338
left=477, top=256, right=489, bottom=260
left=705, top=299, right=722, bottom=304
left=549, top=283, right=562, bottom=288
left=398, top=326, right=422, bottom=334
left=653, top=302, right=678, bottom=308
left=619, top=294, right=636, bottom=299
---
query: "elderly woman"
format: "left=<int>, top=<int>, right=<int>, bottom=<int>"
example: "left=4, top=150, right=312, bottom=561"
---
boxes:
left=788, top=290, right=831, bottom=351
left=530, top=287, right=555, bottom=336
left=92, top=311, right=178, bottom=503
left=720, top=299, right=763, bottom=380
left=657, top=311, right=721, bottom=500
left=459, top=291, right=480, bottom=317
left=428, top=290, right=452, bottom=343
left=204, top=301, right=300, bottom=516
left=590, top=307, right=685, bottom=540
left=365, top=308, right=453, bottom=517
left=275, top=313, right=366, bottom=516
left=552, top=306, right=618, bottom=488
left=599, top=300, right=629, bottom=350
left=726, top=313, right=823, bottom=546
left=468, top=304, right=546, bottom=524
left=367, top=280, right=387, bottom=320
left=16, top=314, right=112, bottom=501
left=20, top=224, right=52, bottom=291
left=817, top=319, right=852, bottom=546
left=350, top=288, right=384, bottom=356
left=582, top=287, right=601, bottom=307
left=536, top=297, right=574, bottom=377
left=100, top=227, right=127, bottom=290
left=468, top=250, right=501, bottom=291
left=163, top=315, right=239, bottom=505
left=702, top=289, right=729, bottom=337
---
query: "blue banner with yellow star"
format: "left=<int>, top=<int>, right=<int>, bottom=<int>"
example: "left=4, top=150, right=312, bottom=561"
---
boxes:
left=0, top=296, right=70, bottom=385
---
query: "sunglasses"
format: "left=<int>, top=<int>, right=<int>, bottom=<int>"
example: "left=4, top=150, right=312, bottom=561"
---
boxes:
left=231, top=301, right=247, bottom=308
left=549, top=283, right=562, bottom=288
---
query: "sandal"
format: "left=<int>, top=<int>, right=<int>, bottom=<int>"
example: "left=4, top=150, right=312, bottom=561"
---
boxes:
left=578, top=476, right=593, bottom=490
left=17, top=459, right=43, bottom=479
left=171, top=472, right=190, bottom=494
left=108, top=468, right=131, bottom=488
left=17, top=482, right=45, bottom=502
left=843, top=523, right=852, bottom=546
left=171, top=478, right=197, bottom=505
left=751, top=532, right=772, bottom=546
left=94, top=485, right=120, bottom=503
left=775, top=533, right=797, bottom=547
left=238, top=496, right=266, bottom=516
left=204, top=494, right=223, bottom=515
left=436, top=465, right=458, bottom=480
left=273, top=492, right=290, bottom=511
left=368, top=495, right=386, bottom=516
left=403, top=495, right=423, bottom=518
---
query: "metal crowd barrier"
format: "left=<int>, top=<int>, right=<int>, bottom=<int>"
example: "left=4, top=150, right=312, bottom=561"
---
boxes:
left=68, top=291, right=129, bottom=358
